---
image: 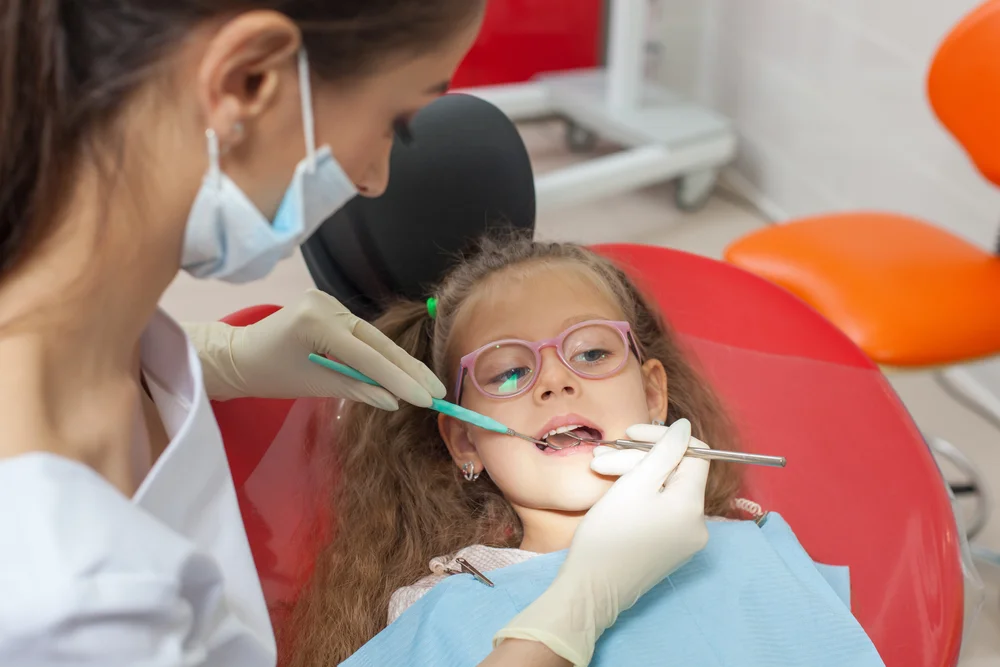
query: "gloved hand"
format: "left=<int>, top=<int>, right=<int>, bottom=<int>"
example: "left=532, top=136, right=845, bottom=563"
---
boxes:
left=589, top=425, right=711, bottom=477
left=183, top=289, right=446, bottom=409
left=493, top=419, right=710, bottom=666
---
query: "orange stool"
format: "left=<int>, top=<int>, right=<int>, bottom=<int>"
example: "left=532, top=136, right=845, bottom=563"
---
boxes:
left=726, top=0, right=1000, bottom=369
left=724, top=0, right=1000, bottom=542
left=726, top=212, right=1000, bottom=367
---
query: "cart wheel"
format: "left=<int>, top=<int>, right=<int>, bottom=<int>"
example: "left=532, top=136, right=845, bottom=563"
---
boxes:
left=674, top=169, right=718, bottom=212
left=565, top=122, right=598, bottom=153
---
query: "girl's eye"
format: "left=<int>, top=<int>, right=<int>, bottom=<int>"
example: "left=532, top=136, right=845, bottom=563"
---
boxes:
left=489, top=367, right=532, bottom=394
left=393, top=117, right=414, bottom=145
left=572, top=348, right=612, bottom=364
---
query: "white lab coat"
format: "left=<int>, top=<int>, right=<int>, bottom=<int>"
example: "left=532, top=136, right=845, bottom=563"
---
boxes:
left=0, top=310, right=276, bottom=667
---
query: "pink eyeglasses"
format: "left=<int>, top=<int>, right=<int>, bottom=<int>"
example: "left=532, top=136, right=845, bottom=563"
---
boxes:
left=454, top=320, right=642, bottom=401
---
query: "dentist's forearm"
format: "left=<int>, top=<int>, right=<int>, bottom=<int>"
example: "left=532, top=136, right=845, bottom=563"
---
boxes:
left=479, top=639, right=571, bottom=667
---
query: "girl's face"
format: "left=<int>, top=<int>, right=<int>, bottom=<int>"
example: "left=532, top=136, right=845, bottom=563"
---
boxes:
left=439, top=263, right=669, bottom=518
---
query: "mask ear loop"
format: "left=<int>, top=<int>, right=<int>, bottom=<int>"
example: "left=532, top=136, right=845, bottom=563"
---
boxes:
left=297, top=49, right=317, bottom=174
left=205, top=128, right=221, bottom=190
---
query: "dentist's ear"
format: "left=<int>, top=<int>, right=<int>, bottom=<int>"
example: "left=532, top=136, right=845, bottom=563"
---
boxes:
left=641, top=359, right=668, bottom=424
left=196, top=11, right=301, bottom=145
left=438, top=413, right=483, bottom=473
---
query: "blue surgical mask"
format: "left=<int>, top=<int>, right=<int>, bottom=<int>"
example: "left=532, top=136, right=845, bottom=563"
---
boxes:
left=181, top=50, right=358, bottom=283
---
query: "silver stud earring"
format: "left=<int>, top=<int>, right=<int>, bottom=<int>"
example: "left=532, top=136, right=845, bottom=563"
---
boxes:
left=652, top=419, right=665, bottom=426
left=462, top=461, right=480, bottom=482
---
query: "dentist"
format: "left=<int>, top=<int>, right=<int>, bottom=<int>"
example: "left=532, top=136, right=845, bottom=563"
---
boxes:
left=0, top=2, right=712, bottom=666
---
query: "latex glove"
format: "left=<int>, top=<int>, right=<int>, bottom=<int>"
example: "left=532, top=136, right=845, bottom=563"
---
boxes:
left=589, top=426, right=710, bottom=477
left=183, top=289, right=446, bottom=409
left=494, top=419, right=710, bottom=666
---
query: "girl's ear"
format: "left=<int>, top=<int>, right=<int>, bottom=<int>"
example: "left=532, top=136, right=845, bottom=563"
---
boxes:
left=641, top=359, right=668, bottom=423
left=438, top=413, right=483, bottom=474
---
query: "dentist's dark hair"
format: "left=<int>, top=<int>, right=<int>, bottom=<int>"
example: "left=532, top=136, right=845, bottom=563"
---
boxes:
left=0, top=0, right=483, bottom=276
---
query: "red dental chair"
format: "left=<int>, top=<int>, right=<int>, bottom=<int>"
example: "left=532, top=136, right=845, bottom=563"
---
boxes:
left=212, top=95, right=967, bottom=666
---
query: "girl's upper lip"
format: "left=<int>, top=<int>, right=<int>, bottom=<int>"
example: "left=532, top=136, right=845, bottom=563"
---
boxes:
left=533, top=413, right=604, bottom=441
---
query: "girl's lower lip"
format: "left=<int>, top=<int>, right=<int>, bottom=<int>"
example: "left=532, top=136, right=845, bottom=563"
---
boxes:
left=540, top=443, right=597, bottom=457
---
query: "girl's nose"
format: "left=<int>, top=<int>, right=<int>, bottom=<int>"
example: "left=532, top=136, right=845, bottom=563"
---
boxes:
left=533, top=348, right=579, bottom=401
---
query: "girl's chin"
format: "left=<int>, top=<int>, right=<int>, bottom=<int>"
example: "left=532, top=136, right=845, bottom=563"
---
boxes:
left=546, top=482, right=614, bottom=511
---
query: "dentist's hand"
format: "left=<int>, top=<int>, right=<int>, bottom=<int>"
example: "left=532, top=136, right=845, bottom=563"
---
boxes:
left=589, top=422, right=711, bottom=477
left=183, top=290, right=446, bottom=409
left=494, top=419, right=711, bottom=666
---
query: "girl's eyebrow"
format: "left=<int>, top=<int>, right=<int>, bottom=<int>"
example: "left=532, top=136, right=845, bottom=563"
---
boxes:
left=558, top=314, right=612, bottom=328
left=475, top=314, right=615, bottom=346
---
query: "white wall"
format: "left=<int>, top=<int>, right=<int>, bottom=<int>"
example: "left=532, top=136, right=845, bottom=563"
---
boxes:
left=653, top=0, right=1000, bottom=426
left=655, top=0, right=1000, bottom=250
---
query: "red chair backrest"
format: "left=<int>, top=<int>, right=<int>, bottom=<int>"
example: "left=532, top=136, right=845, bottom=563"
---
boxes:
left=927, top=0, right=1000, bottom=187
left=212, top=305, right=334, bottom=622
left=215, top=246, right=964, bottom=666
left=594, top=244, right=963, bottom=667
left=451, top=0, right=602, bottom=88
left=213, top=305, right=290, bottom=489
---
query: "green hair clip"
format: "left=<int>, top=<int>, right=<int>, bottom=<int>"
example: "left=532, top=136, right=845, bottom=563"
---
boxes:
left=426, top=297, right=438, bottom=320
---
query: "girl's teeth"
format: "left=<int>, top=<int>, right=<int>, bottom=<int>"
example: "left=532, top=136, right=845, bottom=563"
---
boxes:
left=544, top=425, right=584, bottom=439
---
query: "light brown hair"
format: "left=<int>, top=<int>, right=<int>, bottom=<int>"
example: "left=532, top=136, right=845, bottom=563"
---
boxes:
left=282, top=234, right=743, bottom=664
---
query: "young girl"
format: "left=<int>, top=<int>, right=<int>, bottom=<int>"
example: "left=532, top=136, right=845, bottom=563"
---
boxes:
left=283, top=235, right=884, bottom=666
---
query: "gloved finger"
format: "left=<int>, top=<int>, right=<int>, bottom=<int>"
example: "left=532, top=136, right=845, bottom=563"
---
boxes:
left=665, top=434, right=710, bottom=497
left=625, top=419, right=692, bottom=488
left=624, top=423, right=669, bottom=444
left=689, top=436, right=712, bottom=450
left=308, top=370, right=399, bottom=411
left=665, top=433, right=712, bottom=484
left=590, top=448, right=647, bottom=477
left=353, top=319, right=446, bottom=398
left=624, top=424, right=714, bottom=488
left=591, top=445, right=619, bottom=458
left=629, top=426, right=710, bottom=502
left=317, top=326, right=435, bottom=408
left=659, top=455, right=710, bottom=509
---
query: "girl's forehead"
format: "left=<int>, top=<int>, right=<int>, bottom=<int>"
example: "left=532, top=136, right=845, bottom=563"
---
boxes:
left=458, top=264, right=625, bottom=347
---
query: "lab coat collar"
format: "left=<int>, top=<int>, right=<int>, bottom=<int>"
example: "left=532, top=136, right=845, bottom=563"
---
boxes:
left=133, top=309, right=274, bottom=651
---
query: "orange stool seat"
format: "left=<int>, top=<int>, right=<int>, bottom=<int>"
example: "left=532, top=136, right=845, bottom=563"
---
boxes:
left=724, top=212, right=1000, bottom=367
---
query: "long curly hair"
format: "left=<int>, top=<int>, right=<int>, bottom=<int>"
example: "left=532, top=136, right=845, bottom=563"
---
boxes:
left=281, top=234, right=743, bottom=664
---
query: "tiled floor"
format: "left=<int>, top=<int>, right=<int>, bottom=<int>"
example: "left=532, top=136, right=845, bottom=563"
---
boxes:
left=161, top=120, right=1000, bottom=665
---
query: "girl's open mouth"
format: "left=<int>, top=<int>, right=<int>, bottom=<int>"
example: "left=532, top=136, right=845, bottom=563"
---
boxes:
left=537, top=425, right=603, bottom=452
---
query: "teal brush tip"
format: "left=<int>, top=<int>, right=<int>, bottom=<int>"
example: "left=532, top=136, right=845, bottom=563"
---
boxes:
left=307, top=354, right=379, bottom=386
left=308, top=353, right=510, bottom=436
